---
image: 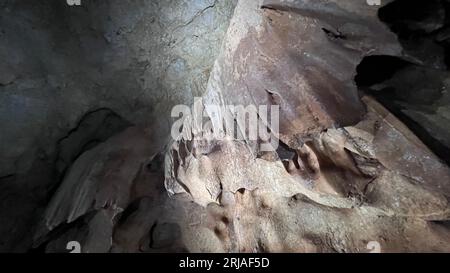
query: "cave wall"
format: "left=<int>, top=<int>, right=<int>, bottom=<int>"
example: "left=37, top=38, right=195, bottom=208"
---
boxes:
left=1, top=0, right=450, bottom=253
left=0, top=0, right=237, bottom=252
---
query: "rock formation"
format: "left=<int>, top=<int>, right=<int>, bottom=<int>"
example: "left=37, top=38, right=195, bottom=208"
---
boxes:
left=0, top=0, right=449, bottom=252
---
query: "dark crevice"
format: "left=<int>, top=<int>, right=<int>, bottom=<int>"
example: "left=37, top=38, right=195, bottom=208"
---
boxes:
left=31, top=210, right=96, bottom=252
left=352, top=0, right=450, bottom=165
left=379, top=0, right=450, bottom=69
left=115, top=199, right=142, bottom=226
left=322, top=28, right=346, bottom=40
left=148, top=221, right=158, bottom=249
left=355, top=56, right=411, bottom=87
left=147, top=153, right=165, bottom=173
left=55, top=108, right=132, bottom=176
left=43, top=108, right=132, bottom=206
left=430, top=220, right=450, bottom=230
left=0, top=174, right=15, bottom=181
left=276, top=140, right=297, bottom=162
left=379, top=0, right=445, bottom=38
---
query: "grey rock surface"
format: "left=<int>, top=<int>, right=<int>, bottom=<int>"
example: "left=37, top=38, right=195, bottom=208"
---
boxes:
left=0, top=0, right=237, bottom=252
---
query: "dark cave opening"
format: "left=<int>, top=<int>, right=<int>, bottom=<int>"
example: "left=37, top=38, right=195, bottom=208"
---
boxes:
left=354, top=56, right=410, bottom=87
left=353, top=0, right=450, bottom=165
left=378, top=0, right=445, bottom=38
left=379, top=0, right=450, bottom=68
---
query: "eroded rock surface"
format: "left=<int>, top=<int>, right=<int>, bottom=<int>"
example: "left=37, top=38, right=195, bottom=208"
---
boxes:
left=163, top=0, right=450, bottom=252
left=0, top=0, right=237, bottom=252
left=1, top=0, right=450, bottom=252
